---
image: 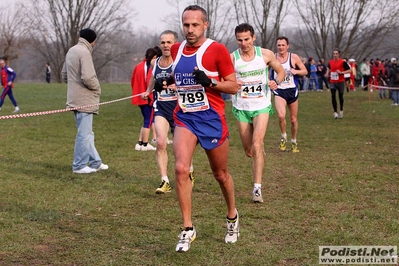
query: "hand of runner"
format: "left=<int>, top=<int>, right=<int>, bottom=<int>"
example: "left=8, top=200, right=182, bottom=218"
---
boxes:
left=141, top=91, right=150, bottom=99
left=154, top=79, right=166, bottom=92
left=192, top=67, right=211, bottom=87
left=268, top=80, right=279, bottom=90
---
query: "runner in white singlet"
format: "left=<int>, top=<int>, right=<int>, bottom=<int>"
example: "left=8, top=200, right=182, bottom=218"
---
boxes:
left=230, top=23, right=285, bottom=203
left=271, top=36, right=308, bottom=153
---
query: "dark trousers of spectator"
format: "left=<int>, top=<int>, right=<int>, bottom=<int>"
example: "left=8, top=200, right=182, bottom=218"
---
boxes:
left=317, top=75, right=329, bottom=90
left=298, top=76, right=303, bottom=91
left=362, top=75, right=370, bottom=90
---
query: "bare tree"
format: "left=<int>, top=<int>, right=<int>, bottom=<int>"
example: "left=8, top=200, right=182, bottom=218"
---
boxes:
left=231, top=0, right=289, bottom=49
left=97, top=30, right=160, bottom=82
left=166, top=0, right=236, bottom=45
left=19, top=0, right=133, bottom=82
left=0, top=4, right=27, bottom=64
left=192, top=0, right=235, bottom=44
left=166, top=0, right=187, bottom=40
left=292, top=0, right=399, bottom=61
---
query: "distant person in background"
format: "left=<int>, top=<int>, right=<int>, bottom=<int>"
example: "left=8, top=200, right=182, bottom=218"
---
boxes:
left=343, top=58, right=351, bottom=92
left=326, top=49, right=351, bottom=119
left=388, top=58, right=399, bottom=106
left=361, top=59, right=371, bottom=91
left=0, top=57, right=19, bottom=113
left=371, top=58, right=383, bottom=92
left=62, top=28, right=108, bottom=174
left=374, top=58, right=387, bottom=99
left=131, top=48, right=158, bottom=151
left=317, top=59, right=329, bottom=91
left=348, top=59, right=357, bottom=91
left=309, top=58, right=319, bottom=91
left=45, top=62, right=51, bottom=83
left=302, top=57, right=311, bottom=91
left=377, top=66, right=388, bottom=99
left=297, top=56, right=305, bottom=91
left=384, top=59, right=394, bottom=100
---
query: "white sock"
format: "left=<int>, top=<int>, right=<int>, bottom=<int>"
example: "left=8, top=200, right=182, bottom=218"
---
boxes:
left=291, top=139, right=296, bottom=144
left=161, top=176, right=169, bottom=183
left=15, top=106, right=19, bottom=111
left=282, top=133, right=287, bottom=139
left=189, top=164, right=194, bottom=173
left=254, top=183, right=261, bottom=192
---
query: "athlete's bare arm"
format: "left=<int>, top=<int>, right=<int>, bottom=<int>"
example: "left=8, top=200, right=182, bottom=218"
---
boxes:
left=290, top=53, right=308, bottom=76
left=262, top=48, right=285, bottom=90
left=142, top=73, right=154, bottom=99
left=214, top=72, right=240, bottom=94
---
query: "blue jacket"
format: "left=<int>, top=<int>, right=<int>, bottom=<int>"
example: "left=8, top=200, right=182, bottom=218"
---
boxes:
left=1, top=65, right=17, bottom=87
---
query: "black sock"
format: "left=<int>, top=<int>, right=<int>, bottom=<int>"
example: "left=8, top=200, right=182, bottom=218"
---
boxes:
left=142, top=142, right=148, bottom=147
left=227, top=214, right=237, bottom=222
left=138, top=141, right=143, bottom=145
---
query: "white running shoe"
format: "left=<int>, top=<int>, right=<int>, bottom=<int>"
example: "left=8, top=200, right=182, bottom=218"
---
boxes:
left=73, top=166, right=96, bottom=174
left=134, top=143, right=141, bottom=151
left=333, top=112, right=339, bottom=119
left=225, top=209, right=240, bottom=243
left=141, top=143, right=156, bottom=151
left=339, top=111, right=343, bottom=118
left=176, top=226, right=196, bottom=252
left=253, top=188, right=264, bottom=203
left=95, top=163, right=108, bottom=171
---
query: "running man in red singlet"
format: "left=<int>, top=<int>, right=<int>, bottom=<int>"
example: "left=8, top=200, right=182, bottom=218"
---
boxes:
left=168, top=5, right=240, bottom=252
left=325, top=49, right=351, bottom=119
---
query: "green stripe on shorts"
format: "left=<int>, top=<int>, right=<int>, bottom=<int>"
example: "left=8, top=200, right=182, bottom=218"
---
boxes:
left=232, top=106, right=274, bottom=123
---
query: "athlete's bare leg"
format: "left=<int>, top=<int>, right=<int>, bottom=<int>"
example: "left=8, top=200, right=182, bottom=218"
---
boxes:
left=205, top=139, right=236, bottom=219
left=139, top=127, right=150, bottom=143
left=274, top=96, right=287, bottom=136
left=237, top=112, right=269, bottom=184
left=151, top=123, right=157, bottom=141
left=154, top=116, right=170, bottom=177
left=287, top=100, right=299, bottom=140
left=174, top=126, right=197, bottom=227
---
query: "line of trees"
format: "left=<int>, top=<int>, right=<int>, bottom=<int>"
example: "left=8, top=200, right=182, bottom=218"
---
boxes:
left=1, top=0, right=399, bottom=83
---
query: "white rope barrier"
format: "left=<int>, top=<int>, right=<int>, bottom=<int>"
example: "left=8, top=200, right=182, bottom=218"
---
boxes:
left=0, top=92, right=146, bottom=120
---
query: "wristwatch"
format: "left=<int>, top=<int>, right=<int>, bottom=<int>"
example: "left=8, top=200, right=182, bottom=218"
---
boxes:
left=210, top=78, right=218, bottom=87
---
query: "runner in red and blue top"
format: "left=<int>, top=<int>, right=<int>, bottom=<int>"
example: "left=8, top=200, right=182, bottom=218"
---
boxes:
left=168, top=5, right=240, bottom=253
left=0, top=58, right=19, bottom=113
left=171, top=38, right=232, bottom=148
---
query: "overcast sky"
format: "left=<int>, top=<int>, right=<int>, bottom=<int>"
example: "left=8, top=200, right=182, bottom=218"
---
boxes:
left=133, top=0, right=184, bottom=31
left=6, top=0, right=183, bottom=32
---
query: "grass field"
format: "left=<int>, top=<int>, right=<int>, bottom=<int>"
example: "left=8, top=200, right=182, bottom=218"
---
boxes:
left=0, top=83, right=398, bottom=265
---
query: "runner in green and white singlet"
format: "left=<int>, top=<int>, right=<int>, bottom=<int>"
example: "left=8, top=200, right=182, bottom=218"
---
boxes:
left=230, top=23, right=285, bottom=203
